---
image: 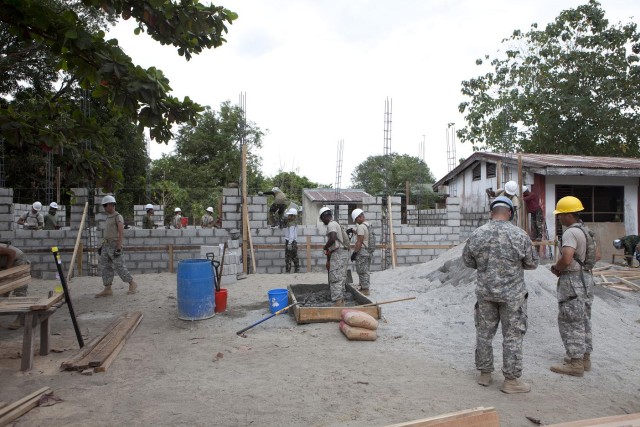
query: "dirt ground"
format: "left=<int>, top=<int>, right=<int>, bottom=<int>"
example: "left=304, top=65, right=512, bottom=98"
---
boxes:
left=1, top=245, right=639, bottom=427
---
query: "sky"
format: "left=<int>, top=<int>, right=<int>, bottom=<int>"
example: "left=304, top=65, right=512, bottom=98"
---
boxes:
left=107, top=0, right=637, bottom=186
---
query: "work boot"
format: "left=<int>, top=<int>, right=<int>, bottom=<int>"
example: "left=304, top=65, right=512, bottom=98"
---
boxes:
left=500, top=378, right=531, bottom=394
left=95, top=285, right=113, bottom=298
left=564, top=353, right=591, bottom=371
left=7, top=315, right=23, bottom=330
left=127, top=280, right=138, bottom=295
left=360, top=288, right=370, bottom=296
left=333, top=298, right=345, bottom=307
left=477, top=372, right=492, bottom=387
left=551, top=358, right=584, bottom=377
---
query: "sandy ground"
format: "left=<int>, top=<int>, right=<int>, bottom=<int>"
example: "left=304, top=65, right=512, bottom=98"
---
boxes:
left=1, top=245, right=639, bottom=427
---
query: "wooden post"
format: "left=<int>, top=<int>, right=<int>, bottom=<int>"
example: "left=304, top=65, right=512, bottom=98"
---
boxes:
left=168, top=244, right=174, bottom=273
left=306, top=235, right=312, bottom=273
left=388, top=196, right=396, bottom=268
left=77, top=242, right=83, bottom=277
left=405, top=181, right=410, bottom=206
left=242, top=144, right=248, bottom=274
left=496, top=160, right=502, bottom=188
left=518, top=154, right=524, bottom=230
left=56, top=167, right=61, bottom=206
left=67, top=202, right=88, bottom=281
left=244, top=206, right=256, bottom=274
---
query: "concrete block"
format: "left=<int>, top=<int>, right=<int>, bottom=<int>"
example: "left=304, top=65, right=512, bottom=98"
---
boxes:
left=223, top=188, right=240, bottom=196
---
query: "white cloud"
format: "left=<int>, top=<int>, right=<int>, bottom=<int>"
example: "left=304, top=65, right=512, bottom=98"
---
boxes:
left=108, top=0, right=638, bottom=185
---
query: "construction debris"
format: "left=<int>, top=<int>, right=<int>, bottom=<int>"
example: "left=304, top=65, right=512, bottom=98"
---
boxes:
left=60, top=311, right=143, bottom=373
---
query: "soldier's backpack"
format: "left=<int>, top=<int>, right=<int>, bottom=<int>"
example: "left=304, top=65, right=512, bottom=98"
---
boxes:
left=573, top=223, right=597, bottom=271
left=363, top=223, right=376, bottom=254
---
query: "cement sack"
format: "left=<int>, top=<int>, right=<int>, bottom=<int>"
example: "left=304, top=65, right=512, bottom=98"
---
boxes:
left=341, top=309, right=378, bottom=330
left=339, top=321, right=378, bottom=341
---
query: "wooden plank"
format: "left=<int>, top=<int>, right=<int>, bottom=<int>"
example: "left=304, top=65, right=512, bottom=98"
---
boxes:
left=61, top=315, right=126, bottom=370
left=30, top=292, right=64, bottom=310
left=306, top=235, right=311, bottom=273
left=386, top=407, right=499, bottom=427
left=0, top=264, right=30, bottom=281
left=89, top=312, right=143, bottom=367
left=21, top=313, right=35, bottom=371
left=614, top=277, right=640, bottom=291
left=0, top=387, right=50, bottom=420
left=168, top=244, right=174, bottom=273
left=546, top=412, right=640, bottom=427
left=94, top=313, right=143, bottom=373
left=0, top=276, right=31, bottom=295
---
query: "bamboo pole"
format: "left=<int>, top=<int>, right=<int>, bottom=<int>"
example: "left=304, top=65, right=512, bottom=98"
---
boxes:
left=517, top=154, right=524, bottom=230
left=242, top=144, right=248, bottom=274
left=244, top=205, right=256, bottom=273
left=306, top=235, right=312, bottom=273
left=67, top=202, right=88, bottom=281
left=168, top=244, right=174, bottom=273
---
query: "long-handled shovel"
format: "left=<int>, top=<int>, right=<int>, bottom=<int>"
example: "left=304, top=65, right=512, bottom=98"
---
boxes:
left=236, top=302, right=299, bottom=336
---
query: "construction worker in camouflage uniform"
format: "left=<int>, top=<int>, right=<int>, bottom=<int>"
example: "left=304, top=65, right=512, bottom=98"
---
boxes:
left=43, top=202, right=60, bottom=230
left=201, top=207, right=215, bottom=229
left=320, top=207, right=348, bottom=306
left=262, top=187, right=289, bottom=228
left=613, top=234, right=640, bottom=267
left=17, top=201, right=44, bottom=230
left=350, top=208, right=373, bottom=296
left=463, top=196, right=538, bottom=394
left=142, top=204, right=156, bottom=229
left=550, top=196, right=599, bottom=377
left=95, top=195, right=137, bottom=297
left=283, top=208, right=300, bottom=273
left=172, top=208, right=183, bottom=229
left=0, top=243, right=30, bottom=329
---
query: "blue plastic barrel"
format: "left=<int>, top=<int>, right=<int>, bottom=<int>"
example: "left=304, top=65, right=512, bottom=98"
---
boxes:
left=177, top=259, right=216, bottom=320
left=267, top=288, right=289, bottom=314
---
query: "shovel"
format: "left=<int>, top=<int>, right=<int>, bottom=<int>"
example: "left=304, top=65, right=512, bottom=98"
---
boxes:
left=236, top=302, right=299, bottom=336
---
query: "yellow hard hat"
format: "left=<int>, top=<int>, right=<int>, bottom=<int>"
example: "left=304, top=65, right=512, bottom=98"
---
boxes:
left=553, top=196, right=584, bottom=214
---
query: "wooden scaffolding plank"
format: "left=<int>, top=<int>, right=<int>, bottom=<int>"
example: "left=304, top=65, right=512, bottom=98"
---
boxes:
left=386, top=407, right=499, bottom=427
left=94, top=313, right=143, bottom=373
left=615, top=277, right=640, bottom=291
left=61, top=315, right=126, bottom=370
left=0, top=387, right=50, bottom=420
left=0, top=264, right=30, bottom=281
left=30, top=293, right=64, bottom=310
left=89, top=312, right=143, bottom=368
left=0, top=276, right=31, bottom=295
left=546, top=412, right=640, bottom=426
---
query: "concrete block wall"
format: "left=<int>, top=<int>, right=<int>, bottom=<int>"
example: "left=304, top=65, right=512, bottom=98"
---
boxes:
left=14, top=202, right=67, bottom=229
left=461, top=205, right=490, bottom=239
left=0, top=188, right=14, bottom=232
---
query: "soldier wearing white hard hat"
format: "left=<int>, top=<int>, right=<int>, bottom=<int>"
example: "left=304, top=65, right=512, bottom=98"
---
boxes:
left=201, top=206, right=215, bottom=229
left=320, top=207, right=350, bottom=306
left=142, top=204, right=156, bottom=229
left=172, top=207, right=183, bottom=229
left=95, top=195, right=137, bottom=297
left=283, top=208, right=300, bottom=273
left=350, top=208, right=375, bottom=296
left=262, top=187, right=289, bottom=228
left=43, top=202, right=60, bottom=230
left=486, top=180, right=522, bottom=225
left=16, top=201, right=44, bottom=230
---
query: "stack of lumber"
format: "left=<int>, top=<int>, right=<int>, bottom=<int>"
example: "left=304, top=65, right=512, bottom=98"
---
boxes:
left=0, top=387, right=51, bottom=427
left=0, top=264, right=31, bottom=295
left=0, top=293, right=64, bottom=312
left=594, top=267, right=640, bottom=292
left=61, top=311, right=143, bottom=373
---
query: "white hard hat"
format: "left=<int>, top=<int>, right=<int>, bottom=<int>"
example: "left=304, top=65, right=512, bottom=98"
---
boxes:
left=32, top=201, right=42, bottom=211
left=49, top=202, right=59, bottom=209
left=522, top=185, right=529, bottom=193
left=174, top=207, right=181, bottom=213
left=613, top=239, right=623, bottom=250
left=286, top=208, right=298, bottom=216
left=504, top=181, right=518, bottom=196
left=272, top=187, right=280, bottom=193
left=319, top=207, right=332, bottom=218
left=351, top=208, right=364, bottom=222
left=102, top=195, right=116, bottom=205
left=144, top=203, right=154, bottom=210
left=206, top=207, right=214, bottom=213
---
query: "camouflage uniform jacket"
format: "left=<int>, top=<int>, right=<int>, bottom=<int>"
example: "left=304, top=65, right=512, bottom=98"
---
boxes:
left=620, top=235, right=640, bottom=255
left=463, top=219, right=538, bottom=302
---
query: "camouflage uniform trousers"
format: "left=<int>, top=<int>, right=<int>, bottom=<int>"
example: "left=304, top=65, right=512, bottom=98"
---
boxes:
left=474, top=295, right=528, bottom=379
left=329, top=248, right=348, bottom=302
left=99, top=243, right=133, bottom=287
left=285, top=242, right=299, bottom=273
left=355, top=251, right=371, bottom=290
left=557, top=272, right=593, bottom=358
left=530, top=209, right=544, bottom=241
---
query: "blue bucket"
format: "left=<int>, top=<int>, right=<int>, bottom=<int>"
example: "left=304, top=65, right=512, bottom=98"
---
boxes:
left=267, top=288, right=289, bottom=314
left=177, top=259, right=216, bottom=320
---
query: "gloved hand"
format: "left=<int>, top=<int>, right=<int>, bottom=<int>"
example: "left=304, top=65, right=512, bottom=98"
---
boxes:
left=350, top=252, right=358, bottom=262
left=346, top=227, right=354, bottom=239
left=258, top=191, right=264, bottom=196
left=114, top=248, right=122, bottom=257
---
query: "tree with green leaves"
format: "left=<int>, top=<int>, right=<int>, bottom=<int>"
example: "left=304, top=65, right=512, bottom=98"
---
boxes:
left=149, top=102, right=265, bottom=222
left=458, top=0, right=640, bottom=156
left=350, top=153, right=435, bottom=196
left=0, top=0, right=237, bottom=190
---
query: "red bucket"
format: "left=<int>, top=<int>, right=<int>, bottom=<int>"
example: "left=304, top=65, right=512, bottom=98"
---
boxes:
left=180, top=217, right=188, bottom=227
left=215, top=289, right=228, bottom=313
